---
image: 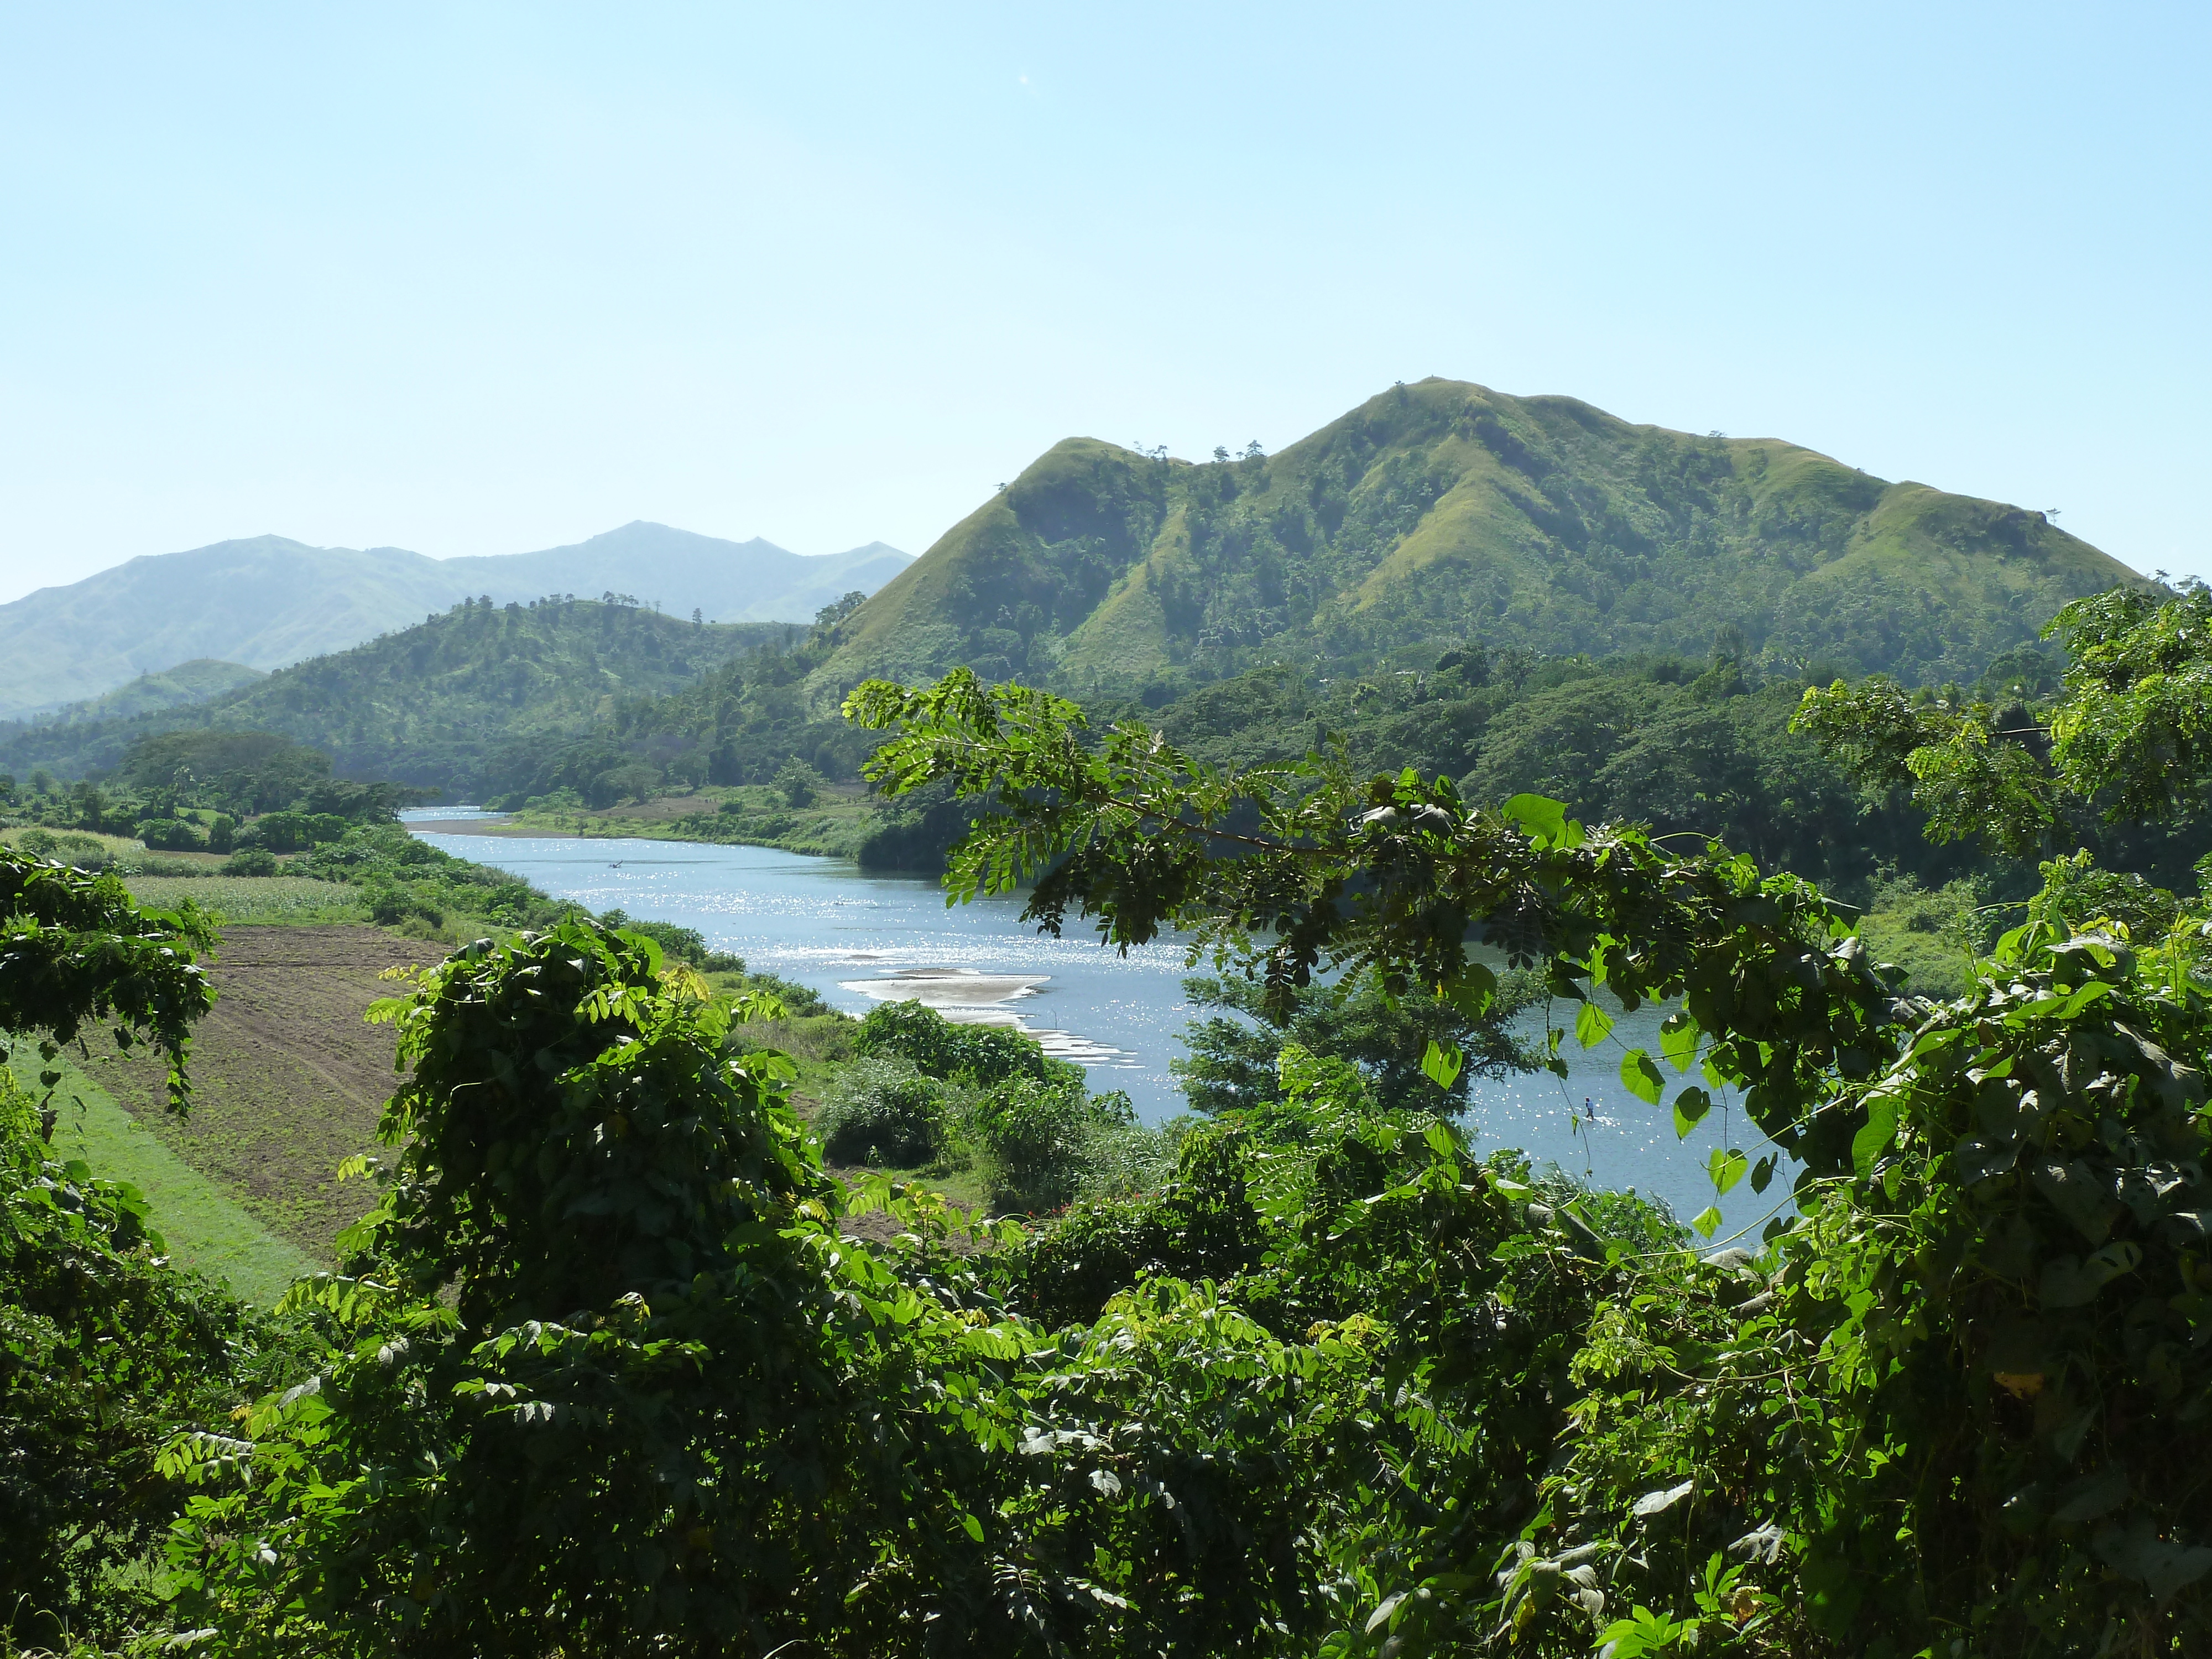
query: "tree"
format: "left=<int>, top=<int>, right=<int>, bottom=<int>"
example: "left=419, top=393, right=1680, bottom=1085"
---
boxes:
left=0, top=848, right=226, bottom=1639
left=846, top=665, right=2212, bottom=1651
left=774, top=754, right=825, bottom=807
left=1790, top=582, right=2208, bottom=856
left=1173, top=971, right=1540, bottom=1113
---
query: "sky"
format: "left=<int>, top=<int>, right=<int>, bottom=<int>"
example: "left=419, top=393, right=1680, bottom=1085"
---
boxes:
left=2, top=3, right=2207, bottom=603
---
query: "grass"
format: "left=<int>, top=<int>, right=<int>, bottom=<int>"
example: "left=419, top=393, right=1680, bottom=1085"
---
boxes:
left=123, top=874, right=368, bottom=925
left=498, top=781, right=878, bottom=859
left=16, top=1048, right=316, bottom=1307
left=1855, top=874, right=1994, bottom=999
left=87, top=924, right=446, bottom=1262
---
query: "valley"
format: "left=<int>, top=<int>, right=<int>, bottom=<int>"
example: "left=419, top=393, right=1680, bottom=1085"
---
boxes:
left=7, top=377, right=2204, bottom=1657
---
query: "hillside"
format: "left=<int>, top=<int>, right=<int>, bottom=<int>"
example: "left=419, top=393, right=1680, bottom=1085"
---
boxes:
left=0, top=597, right=785, bottom=797
left=33, top=659, right=265, bottom=725
left=0, top=522, right=910, bottom=718
left=807, top=378, right=2141, bottom=705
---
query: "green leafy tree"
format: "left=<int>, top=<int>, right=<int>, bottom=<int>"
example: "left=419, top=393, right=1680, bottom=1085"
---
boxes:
left=848, top=666, right=2212, bottom=1652
left=775, top=754, right=826, bottom=807
left=1173, top=970, right=1540, bottom=1113
left=0, top=847, right=227, bottom=1640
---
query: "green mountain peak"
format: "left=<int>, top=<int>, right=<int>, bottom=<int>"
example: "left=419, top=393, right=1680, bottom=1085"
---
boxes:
left=808, top=378, right=2138, bottom=706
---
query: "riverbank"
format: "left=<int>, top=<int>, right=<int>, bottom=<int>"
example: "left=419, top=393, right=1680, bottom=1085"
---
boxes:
left=426, top=781, right=880, bottom=859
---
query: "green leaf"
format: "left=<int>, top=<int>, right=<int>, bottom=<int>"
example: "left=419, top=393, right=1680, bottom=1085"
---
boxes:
left=961, top=1513, right=985, bottom=1543
left=1501, top=792, right=1569, bottom=848
left=1620, top=1048, right=1663, bottom=1105
left=1692, top=1206, right=1723, bottom=1240
left=1671, top=1086, right=1713, bottom=1139
left=1574, top=1000, right=1615, bottom=1050
left=1421, top=1040, right=1464, bottom=1091
left=1708, top=1147, right=1749, bottom=1197
left=1659, top=1011, right=1700, bottom=1073
left=1851, top=1088, right=1901, bottom=1178
left=1749, top=1155, right=1776, bottom=1194
left=1499, top=793, right=1583, bottom=849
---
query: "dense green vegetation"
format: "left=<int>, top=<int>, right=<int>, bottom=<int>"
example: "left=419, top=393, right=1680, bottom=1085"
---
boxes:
left=0, top=595, right=785, bottom=797
left=8, top=579, right=2212, bottom=1652
left=0, top=521, right=911, bottom=721
left=810, top=378, right=2138, bottom=705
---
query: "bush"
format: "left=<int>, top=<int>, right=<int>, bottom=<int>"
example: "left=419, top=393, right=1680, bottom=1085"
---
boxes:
left=703, top=950, right=746, bottom=973
left=238, top=810, right=349, bottom=854
left=852, top=1000, right=1076, bottom=1089
left=134, top=816, right=205, bottom=852
left=745, top=971, right=831, bottom=1017
left=969, top=1075, right=1103, bottom=1213
left=774, top=755, right=825, bottom=808
left=206, top=812, right=237, bottom=853
left=815, top=1057, right=950, bottom=1166
left=599, top=908, right=716, bottom=968
left=222, top=846, right=280, bottom=877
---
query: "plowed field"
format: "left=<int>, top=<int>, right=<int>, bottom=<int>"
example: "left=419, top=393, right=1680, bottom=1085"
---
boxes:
left=105, top=925, right=448, bottom=1261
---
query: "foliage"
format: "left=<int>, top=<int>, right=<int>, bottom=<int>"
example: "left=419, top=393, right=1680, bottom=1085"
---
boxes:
left=220, top=846, right=280, bottom=877
left=967, top=1074, right=1139, bottom=1213
left=0, top=846, right=217, bottom=1114
left=775, top=753, right=827, bottom=807
left=810, top=380, right=2134, bottom=704
left=0, top=849, right=262, bottom=1642
left=843, top=666, right=2212, bottom=1651
left=0, top=1068, right=299, bottom=1645
left=1792, top=583, right=2212, bottom=859
left=483, top=623, right=870, bottom=807
left=814, top=1054, right=951, bottom=1165
left=1175, top=969, right=1541, bottom=1114
left=851, top=998, right=1083, bottom=1091
left=596, top=906, right=744, bottom=971
left=0, top=597, right=782, bottom=797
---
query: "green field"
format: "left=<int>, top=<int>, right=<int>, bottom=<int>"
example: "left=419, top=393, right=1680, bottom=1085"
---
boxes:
left=15, top=1049, right=315, bottom=1307
left=127, top=873, right=369, bottom=924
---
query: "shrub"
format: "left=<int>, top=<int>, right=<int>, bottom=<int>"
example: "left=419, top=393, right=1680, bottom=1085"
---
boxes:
left=814, top=1056, right=950, bottom=1166
left=702, top=950, right=747, bottom=973
left=852, top=999, right=1075, bottom=1089
left=774, top=755, right=824, bottom=808
left=135, top=816, right=205, bottom=852
left=599, top=908, right=716, bottom=968
left=222, top=846, right=280, bottom=877
left=206, top=813, right=237, bottom=853
left=969, top=1075, right=1100, bottom=1213
left=745, top=971, right=831, bottom=1018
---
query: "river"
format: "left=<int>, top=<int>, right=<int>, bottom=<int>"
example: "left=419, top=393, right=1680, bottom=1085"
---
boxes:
left=404, top=812, right=1793, bottom=1238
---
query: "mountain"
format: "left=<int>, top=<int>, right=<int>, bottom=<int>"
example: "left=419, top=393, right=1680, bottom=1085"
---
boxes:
left=807, top=379, right=2141, bottom=706
left=0, top=597, right=785, bottom=797
left=0, top=523, right=911, bottom=719
left=34, top=659, right=266, bottom=726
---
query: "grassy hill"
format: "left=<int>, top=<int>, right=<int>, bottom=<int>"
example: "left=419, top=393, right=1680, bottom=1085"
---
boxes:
left=30, top=658, right=265, bottom=725
left=0, top=597, right=786, bottom=797
left=807, top=378, right=2142, bottom=706
left=0, top=523, right=910, bottom=718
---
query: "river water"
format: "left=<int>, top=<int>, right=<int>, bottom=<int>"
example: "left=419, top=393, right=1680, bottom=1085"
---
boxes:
left=404, top=812, right=1792, bottom=1238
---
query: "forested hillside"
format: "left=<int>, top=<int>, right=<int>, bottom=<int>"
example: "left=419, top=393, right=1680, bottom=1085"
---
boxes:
left=0, top=597, right=786, bottom=797
left=0, top=522, right=910, bottom=717
left=808, top=378, right=2140, bottom=706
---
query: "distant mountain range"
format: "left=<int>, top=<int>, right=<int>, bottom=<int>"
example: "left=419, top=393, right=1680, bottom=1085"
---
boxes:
left=808, top=378, right=2141, bottom=705
left=0, top=522, right=910, bottom=719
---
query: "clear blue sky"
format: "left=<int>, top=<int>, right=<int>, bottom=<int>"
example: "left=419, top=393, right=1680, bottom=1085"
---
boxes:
left=3, top=3, right=2206, bottom=603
